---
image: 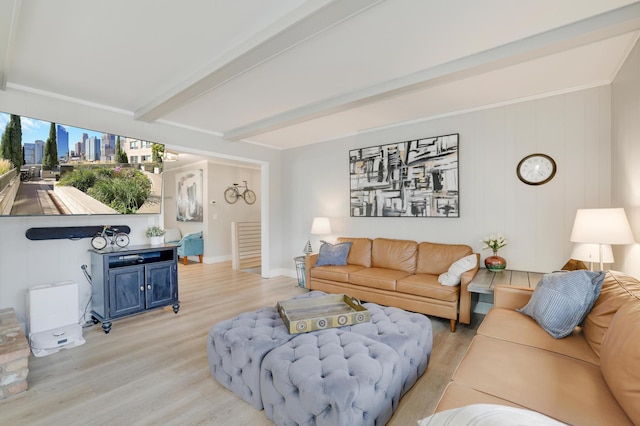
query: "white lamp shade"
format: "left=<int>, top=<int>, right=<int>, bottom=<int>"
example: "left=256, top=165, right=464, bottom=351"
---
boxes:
left=310, top=217, right=331, bottom=235
left=570, top=243, right=614, bottom=263
left=570, top=208, right=635, bottom=244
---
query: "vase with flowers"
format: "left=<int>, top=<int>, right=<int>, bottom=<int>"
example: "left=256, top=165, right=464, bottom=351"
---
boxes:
left=481, top=234, right=507, bottom=272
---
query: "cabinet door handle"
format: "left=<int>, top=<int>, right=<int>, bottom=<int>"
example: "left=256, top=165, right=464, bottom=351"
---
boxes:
left=140, top=286, right=144, bottom=291
left=147, top=285, right=152, bottom=290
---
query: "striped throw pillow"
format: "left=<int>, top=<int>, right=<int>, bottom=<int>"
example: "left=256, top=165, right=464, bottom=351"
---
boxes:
left=517, top=270, right=605, bottom=338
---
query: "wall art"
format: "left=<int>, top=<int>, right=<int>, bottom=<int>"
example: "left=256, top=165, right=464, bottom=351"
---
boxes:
left=349, top=133, right=459, bottom=217
left=176, top=169, right=203, bottom=222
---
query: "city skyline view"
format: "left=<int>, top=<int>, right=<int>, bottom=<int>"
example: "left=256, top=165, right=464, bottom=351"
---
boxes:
left=0, top=111, right=159, bottom=165
left=0, top=112, right=103, bottom=148
left=0, top=110, right=164, bottom=216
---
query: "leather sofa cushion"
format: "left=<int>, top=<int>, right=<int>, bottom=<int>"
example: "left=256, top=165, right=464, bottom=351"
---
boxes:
left=371, top=238, right=417, bottom=274
left=600, top=300, right=640, bottom=425
left=452, top=335, right=632, bottom=426
left=478, top=308, right=599, bottom=365
left=436, top=382, right=523, bottom=412
left=337, top=237, right=372, bottom=267
left=416, top=242, right=472, bottom=275
left=583, top=270, right=640, bottom=357
left=349, top=268, right=410, bottom=291
left=310, top=264, right=365, bottom=283
left=397, top=274, right=459, bottom=302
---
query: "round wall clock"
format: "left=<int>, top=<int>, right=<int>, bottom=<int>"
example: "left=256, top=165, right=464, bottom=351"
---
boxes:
left=516, top=153, right=557, bottom=185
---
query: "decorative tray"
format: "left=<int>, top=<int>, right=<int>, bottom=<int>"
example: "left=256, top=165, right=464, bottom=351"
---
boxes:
left=277, top=293, right=370, bottom=334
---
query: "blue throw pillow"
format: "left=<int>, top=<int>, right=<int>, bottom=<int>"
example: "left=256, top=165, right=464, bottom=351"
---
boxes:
left=315, top=241, right=352, bottom=266
left=517, top=270, right=605, bottom=339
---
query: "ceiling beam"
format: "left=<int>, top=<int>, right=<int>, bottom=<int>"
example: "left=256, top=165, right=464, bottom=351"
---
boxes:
left=224, top=2, right=640, bottom=142
left=134, top=0, right=384, bottom=123
left=0, top=0, right=22, bottom=91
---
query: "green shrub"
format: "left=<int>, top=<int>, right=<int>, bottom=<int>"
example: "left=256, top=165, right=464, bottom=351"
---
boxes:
left=95, top=167, right=114, bottom=179
left=58, top=168, right=97, bottom=192
left=59, top=166, right=152, bottom=214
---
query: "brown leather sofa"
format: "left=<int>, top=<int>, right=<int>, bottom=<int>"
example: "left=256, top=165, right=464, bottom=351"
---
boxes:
left=305, top=237, right=479, bottom=332
left=435, top=270, right=640, bottom=425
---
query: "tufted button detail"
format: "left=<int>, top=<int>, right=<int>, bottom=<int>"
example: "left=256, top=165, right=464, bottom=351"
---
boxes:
left=260, top=328, right=405, bottom=425
left=209, top=295, right=432, bottom=422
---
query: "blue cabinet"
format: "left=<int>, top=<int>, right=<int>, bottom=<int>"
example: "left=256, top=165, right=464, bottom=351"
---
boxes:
left=90, top=244, right=179, bottom=333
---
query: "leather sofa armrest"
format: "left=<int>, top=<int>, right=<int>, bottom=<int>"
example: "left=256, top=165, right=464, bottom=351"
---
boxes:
left=304, top=254, right=318, bottom=289
left=494, top=285, right=533, bottom=310
left=458, top=253, right=480, bottom=325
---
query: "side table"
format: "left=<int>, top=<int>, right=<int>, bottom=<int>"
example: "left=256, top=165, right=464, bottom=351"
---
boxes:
left=468, top=268, right=544, bottom=314
left=293, top=256, right=306, bottom=288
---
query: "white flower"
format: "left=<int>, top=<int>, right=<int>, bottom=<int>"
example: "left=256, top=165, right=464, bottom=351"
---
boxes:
left=481, top=234, right=507, bottom=251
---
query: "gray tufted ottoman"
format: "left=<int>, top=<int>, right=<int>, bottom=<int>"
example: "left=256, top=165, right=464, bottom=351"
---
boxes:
left=207, top=291, right=433, bottom=422
left=207, top=306, right=295, bottom=409
left=345, top=303, right=432, bottom=396
left=207, top=292, right=327, bottom=409
left=260, top=329, right=403, bottom=426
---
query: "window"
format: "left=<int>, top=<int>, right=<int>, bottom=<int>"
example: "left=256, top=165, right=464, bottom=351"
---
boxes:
left=141, top=155, right=151, bottom=163
left=130, top=141, right=139, bottom=149
left=130, top=156, right=138, bottom=163
left=141, top=141, right=152, bottom=149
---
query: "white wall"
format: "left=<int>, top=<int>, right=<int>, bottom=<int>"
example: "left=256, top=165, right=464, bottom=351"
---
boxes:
left=206, top=163, right=261, bottom=262
left=162, top=160, right=261, bottom=263
left=612, top=37, right=640, bottom=279
left=282, top=86, right=612, bottom=274
left=0, top=87, right=283, bottom=326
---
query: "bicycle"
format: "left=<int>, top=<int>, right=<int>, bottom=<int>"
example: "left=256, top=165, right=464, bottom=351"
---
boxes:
left=224, top=180, right=257, bottom=205
left=91, top=225, right=130, bottom=250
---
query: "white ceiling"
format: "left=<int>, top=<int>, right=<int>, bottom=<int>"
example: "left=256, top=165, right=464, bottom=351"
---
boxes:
left=1, top=0, right=639, bottom=150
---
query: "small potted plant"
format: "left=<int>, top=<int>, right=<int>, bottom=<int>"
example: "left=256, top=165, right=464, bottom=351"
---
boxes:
left=481, top=234, right=507, bottom=272
left=146, top=226, right=166, bottom=246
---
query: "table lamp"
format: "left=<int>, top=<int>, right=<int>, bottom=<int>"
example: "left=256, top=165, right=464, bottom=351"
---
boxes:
left=570, top=208, right=635, bottom=271
left=304, top=217, right=331, bottom=254
left=570, top=243, right=614, bottom=271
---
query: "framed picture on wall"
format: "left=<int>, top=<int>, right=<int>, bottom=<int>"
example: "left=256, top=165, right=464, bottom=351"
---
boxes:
left=176, top=169, right=203, bottom=222
left=349, top=133, right=459, bottom=217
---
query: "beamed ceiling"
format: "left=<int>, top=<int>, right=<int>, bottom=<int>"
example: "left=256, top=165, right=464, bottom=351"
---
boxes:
left=0, top=0, right=639, bottom=150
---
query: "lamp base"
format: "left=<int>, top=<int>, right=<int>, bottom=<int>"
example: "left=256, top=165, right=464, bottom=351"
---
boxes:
left=560, top=259, right=588, bottom=271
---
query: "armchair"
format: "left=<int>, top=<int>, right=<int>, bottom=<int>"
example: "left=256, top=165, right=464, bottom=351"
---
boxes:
left=165, top=229, right=204, bottom=265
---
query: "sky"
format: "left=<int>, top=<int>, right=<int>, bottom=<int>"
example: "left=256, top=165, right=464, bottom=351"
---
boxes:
left=0, top=112, right=146, bottom=146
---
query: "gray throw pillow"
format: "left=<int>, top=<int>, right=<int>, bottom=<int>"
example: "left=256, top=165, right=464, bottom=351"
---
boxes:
left=517, top=270, right=605, bottom=339
left=315, top=241, right=352, bottom=266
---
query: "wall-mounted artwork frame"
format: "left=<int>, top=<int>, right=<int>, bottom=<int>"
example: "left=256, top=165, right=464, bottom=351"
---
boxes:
left=176, top=169, right=203, bottom=222
left=349, top=133, right=459, bottom=217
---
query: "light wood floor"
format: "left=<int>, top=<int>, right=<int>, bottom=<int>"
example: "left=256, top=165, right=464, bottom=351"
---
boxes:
left=1, top=262, right=482, bottom=425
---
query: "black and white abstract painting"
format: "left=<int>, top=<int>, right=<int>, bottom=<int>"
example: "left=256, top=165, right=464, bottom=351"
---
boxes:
left=349, top=134, right=459, bottom=217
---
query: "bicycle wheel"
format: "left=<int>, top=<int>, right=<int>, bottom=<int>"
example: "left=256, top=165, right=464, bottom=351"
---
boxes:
left=91, top=235, right=108, bottom=250
left=114, top=233, right=130, bottom=248
left=244, top=189, right=257, bottom=205
left=224, top=187, right=239, bottom=204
